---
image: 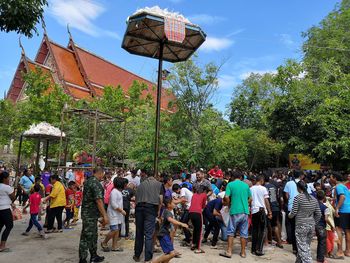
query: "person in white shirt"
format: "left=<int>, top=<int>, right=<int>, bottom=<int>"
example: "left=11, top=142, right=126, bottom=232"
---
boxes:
left=124, top=171, right=140, bottom=188
left=250, top=175, right=272, bottom=256
left=172, top=184, right=193, bottom=245
left=0, top=171, right=15, bottom=252
left=101, top=177, right=126, bottom=252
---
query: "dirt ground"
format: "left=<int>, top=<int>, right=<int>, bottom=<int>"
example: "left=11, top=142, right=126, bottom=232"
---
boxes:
left=0, top=212, right=338, bottom=263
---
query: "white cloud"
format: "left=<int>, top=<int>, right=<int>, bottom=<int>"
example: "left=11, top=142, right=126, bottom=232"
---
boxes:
left=188, top=14, right=226, bottom=25
left=226, top=28, right=245, bottom=38
left=218, top=74, right=240, bottom=89
left=48, top=0, right=120, bottom=39
left=239, top=69, right=277, bottom=79
left=200, top=36, right=234, bottom=52
left=280, top=33, right=295, bottom=48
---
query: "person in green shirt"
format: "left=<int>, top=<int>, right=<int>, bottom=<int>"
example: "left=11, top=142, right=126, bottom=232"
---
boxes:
left=220, top=171, right=251, bottom=259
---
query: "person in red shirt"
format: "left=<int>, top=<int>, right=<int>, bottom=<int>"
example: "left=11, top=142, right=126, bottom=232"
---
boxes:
left=189, top=185, right=208, bottom=253
left=208, top=165, right=224, bottom=188
left=22, top=184, right=46, bottom=238
left=208, top=165, right=223, bottom=179
left=64, top=181, right=76, bottom=229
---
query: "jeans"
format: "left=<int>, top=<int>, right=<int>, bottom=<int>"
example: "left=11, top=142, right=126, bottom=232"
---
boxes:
left=134, top=204, right=157, bottom=261
left=227, top=213, right=249, bottom=238
left=203, top=209, right=220, bottom=246
left=219, top=220, right=228, bottom=241
left=26, top=213, right=43, bottom=232
left=251, top=210, right=267, bottom=253
left=316, top=225, right=326, bottom=262
left=0, top=208, right=13, bottom=242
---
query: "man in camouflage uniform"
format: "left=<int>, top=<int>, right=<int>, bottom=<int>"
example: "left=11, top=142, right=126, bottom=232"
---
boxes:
left=79, top=167, right=109, bottom=263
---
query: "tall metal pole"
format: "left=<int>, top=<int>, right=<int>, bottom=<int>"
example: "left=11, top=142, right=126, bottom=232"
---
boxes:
left=153, top=41, right=164, bottom=177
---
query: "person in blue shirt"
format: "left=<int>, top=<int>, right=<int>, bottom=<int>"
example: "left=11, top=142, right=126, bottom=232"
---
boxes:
left=330, top=172, right=350, bottom=258
left=283, top=171, right=301, bottom=254
left=202, top=197, right=223, bottom=248
left=19, top=169, right=35, bottom=206
left=181, top=174, right=192, bottom=191
left=210, top=178, right=220, bottom=196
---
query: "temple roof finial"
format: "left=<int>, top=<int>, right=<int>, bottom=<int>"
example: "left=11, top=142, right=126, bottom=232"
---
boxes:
left=19, top=36, right=25, bottom=56
left=67, top=24, right=73, bottom=41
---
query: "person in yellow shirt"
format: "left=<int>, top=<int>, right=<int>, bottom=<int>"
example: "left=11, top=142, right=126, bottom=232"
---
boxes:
left=43, top=175, right=66, bottom=233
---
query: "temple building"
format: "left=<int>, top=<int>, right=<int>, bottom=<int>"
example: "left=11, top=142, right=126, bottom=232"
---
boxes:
left=6, top=31, right=175, bottom=112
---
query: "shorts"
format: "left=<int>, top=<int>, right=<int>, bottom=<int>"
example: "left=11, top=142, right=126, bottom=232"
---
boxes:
left=335, top=213, right=350, bottom=230
left=269, top=211, right=282, bottom=228
left=110, top=224, right=122, bottom=231
left=158, top=235, right=174, bottom=254
left=227, top=213, right=249, bottom=238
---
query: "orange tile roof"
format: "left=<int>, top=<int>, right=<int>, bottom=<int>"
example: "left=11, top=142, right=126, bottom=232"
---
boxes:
left=74, top=46, right=176, bottom=110
left=49, top=42, right=86, bottom=88
left=66, top=84, right=92, bottom=100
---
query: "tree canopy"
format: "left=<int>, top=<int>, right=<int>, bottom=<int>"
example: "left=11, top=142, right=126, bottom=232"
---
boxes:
left=0, top=0, right=48, bottom=37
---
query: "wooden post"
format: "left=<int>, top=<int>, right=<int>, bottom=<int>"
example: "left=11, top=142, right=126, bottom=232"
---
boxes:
left=63, top=138, right=69, bottom=175
left=92, top=110, right=98, bottom=168
left=16, top=134, right=23, bottom=177
left=45, top=139, right=49, bottom=169
left=35, top=138, right=40, bottom=176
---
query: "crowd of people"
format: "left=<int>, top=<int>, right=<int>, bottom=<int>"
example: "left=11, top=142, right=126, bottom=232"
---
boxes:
left=0, top=164, right=349, bottom=263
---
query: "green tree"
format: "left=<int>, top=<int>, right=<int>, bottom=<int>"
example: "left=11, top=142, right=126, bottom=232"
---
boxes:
left=229, top=73, right=275, bottom=129
left=0, top=0, right=48, bottom=37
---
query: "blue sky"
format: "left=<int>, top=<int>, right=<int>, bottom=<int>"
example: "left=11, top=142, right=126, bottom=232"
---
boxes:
left=0, top=0, right=339, bottom=114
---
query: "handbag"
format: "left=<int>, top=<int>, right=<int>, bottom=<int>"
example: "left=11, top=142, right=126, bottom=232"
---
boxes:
left=12, top=207, right=23, bottom=221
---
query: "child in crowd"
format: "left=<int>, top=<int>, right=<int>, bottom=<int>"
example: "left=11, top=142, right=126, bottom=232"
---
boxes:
left=64, top=181, right=76, bottom=229
left=189, top=185, right=208, bottom=253
left=324, top=195, right=336, bottom=258
left=153, top=197, right=188, bottom=263
left=316, top=190, right=327, bottom=263
left=101, top=177, right=126, bottom=252
left=72, top=186, right=82, bottom=225
left=121, top=179, right=135, bottom=239
left=22, top=184, right=46, bottom=239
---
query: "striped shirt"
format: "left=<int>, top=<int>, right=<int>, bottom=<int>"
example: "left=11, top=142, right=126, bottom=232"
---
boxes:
left=289, top=193, right=321, bottom=226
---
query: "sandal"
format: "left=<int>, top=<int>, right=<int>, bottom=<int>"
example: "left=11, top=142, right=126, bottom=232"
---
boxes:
left=101, top=242, right=110, bottom=252
left=240, top=252, right=247, bottom=258
left=111, top=247, right=123, bottom=252
left=194, top=249, right=205, bottom=254
left=0, top=248, right=11, bottom=253
left=219, top=252, right=232, bottom=258
left=332, top=255, right=345, bottom=260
